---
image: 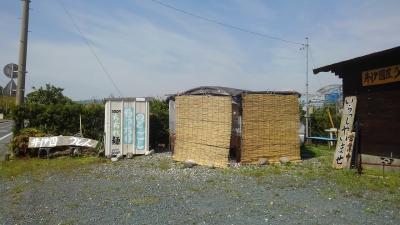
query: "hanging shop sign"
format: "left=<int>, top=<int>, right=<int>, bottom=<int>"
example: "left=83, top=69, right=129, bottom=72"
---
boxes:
left=362, top=65, right=400, bottom=86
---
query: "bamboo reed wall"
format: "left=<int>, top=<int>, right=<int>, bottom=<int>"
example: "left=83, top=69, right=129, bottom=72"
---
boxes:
left=241, top=93, right=300, bottom=164
left=173, top=95, right=232, bottom=168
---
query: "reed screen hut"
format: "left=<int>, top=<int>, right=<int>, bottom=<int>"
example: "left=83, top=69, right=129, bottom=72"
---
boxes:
left=241, top=92, right=301, bottom=164
left=169, top=86, right=301, bottom=168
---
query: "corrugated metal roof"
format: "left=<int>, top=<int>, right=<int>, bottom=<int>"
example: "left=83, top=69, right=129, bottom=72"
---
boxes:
left=104, top=97, right=153, bottom=101
left=179, top=86, right=247, bottom=96
left=168, top=86, right=300, bottom=100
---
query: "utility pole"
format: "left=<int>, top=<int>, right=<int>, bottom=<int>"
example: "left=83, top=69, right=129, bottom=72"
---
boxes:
left=305, top=37, right=310, bottom=139
left=16, top=0, right=30, bottom=106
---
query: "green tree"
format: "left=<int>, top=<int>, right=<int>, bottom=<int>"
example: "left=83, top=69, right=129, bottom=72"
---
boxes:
left=26, top=84, right=72, bottom=105
left=309, top=105, right=341, bottom=137
left=149, top=98, right=169, bottom=148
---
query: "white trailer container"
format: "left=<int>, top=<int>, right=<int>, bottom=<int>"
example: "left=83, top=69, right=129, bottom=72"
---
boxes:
left=104, top=98, right=150, bottom=156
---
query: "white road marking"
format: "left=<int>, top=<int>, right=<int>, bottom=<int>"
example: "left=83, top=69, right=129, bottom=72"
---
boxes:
left=0, top=132, right=13, bottom=141
left=0, top=122, right=13, bottom=129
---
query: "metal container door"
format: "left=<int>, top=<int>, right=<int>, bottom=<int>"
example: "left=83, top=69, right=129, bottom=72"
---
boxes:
left=134, top=99, right=148, bottom=154
left=110, top=101, right=123, bottom=156
left=122, top=101, right=135, bottom=155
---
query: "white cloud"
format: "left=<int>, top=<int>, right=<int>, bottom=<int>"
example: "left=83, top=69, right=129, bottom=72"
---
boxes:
left=23, top=4, right=251, bottom=99
left=1, top=0, right=399, bottom=100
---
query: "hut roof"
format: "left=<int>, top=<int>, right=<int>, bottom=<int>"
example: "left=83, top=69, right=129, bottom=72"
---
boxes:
left=179, top=86, right=246, bottom=96
left=167, top=86, right=300, bottom=101
left=104, top=97, right=153, bottom=101
left=313, top=46, right=400, bottom=77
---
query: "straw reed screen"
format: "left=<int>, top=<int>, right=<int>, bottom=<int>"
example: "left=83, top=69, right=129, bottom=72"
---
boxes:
left=241, top=93, right=300, bottom=164
left=173, top=95, right=232, bottom=168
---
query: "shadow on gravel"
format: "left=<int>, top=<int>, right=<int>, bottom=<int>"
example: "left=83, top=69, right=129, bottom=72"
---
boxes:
left=300, top=145, right=316, bottom=160
left=154, top=147, right=171, bottom=153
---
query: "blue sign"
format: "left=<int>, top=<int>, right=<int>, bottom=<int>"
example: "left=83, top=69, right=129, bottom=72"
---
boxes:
left=325, top=92, right=341, bottom=104
left=123, top=108, right=134, bottom=144
left=135, top=113, right=145, bottom=150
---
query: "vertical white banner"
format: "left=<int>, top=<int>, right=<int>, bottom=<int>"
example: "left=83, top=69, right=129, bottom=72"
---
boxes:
left=333, top=96, right=357, bottom=169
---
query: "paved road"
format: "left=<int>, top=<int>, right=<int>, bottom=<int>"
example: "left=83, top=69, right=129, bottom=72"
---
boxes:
left=0, top=120, right=13, bottom=160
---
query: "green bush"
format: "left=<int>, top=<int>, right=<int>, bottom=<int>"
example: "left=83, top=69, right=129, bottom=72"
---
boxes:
left=0, top=96, right=16, bottom=117
left=81, top=103, right=105, bottom=141
left=10, top=128, right=46, bottom=157
left=309, top=105, right=341, bottom=137
left=26, top=84, right=73, bottom=105
left=11, top=103, right=104, bottom=140
left=149, top=99, right=169, bottom=149
left=12, top=85, right=171, bottom=153
left=9, top=84, right=105, bottom=158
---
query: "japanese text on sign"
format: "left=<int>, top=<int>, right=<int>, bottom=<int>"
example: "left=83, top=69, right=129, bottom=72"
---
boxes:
left=28, top=136, right=98, bottom=148
left=123, top=107, right=134, bottom=144
left=135, top=113, right=145, bottom=150
left=362, top=65, right=400, bottom=86
left=333, top=96, right=357, bottom=169
left=112, top=109, right=121, bottom=145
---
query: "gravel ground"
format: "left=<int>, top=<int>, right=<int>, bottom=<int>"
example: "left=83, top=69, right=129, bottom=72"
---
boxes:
left=0, top=152, right=398, bottom=225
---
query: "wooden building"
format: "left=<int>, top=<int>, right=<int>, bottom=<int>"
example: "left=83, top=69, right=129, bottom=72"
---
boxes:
left=314, top=46, right=400, bottom=170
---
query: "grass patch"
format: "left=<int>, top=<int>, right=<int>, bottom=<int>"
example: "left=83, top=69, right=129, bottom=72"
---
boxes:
left=297, top=146, right=400, bottom=205
left=11, top=184, right=27, bottom=194
left=58, top=219, right=75, bottom=225
left=146, top=175, right=157, bottom=181
left=301, top=144, right=332, bottom=158
left=8, top=183, right=27, bottom=205
left=0, top=156, right=107, bottom=179
left=188, top=186, right=202, bottom=192
left=224, top=187, right=242, bottom=198
left=205, top=178, right=217, bottom=187
left=158, top=159, right=171, bottom=171
left=223, top=144, right=400, bottom=208
left=223, top=164, right=283, bottom=178
left=65, top=203, right=80, bottom=210
left=130, top=196, right=160, bottom=205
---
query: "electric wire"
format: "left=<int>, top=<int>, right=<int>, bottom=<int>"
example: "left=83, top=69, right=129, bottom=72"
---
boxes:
left=309, top=46, right=323, bottom=87
left=58, top=0, right=123, bottom=97
left=151, top=0, right=303, bottom=46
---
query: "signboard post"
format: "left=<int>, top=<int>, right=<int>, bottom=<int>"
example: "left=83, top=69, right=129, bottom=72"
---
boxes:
left=332, top=96, right=357, bottom=169
left=3, top=63, right=18, bottom=96
left=3, top=63, right=18, bottom=78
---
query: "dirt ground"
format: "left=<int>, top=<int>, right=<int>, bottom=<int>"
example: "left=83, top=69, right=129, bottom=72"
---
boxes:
left=0, top=149, right=399, bottom=225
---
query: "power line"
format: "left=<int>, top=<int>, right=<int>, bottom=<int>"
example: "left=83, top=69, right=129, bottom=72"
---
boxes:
left=308, top=46, right=317, bottom=69
left=151, top=0, right=303, bottom=46
left=58, top=0, right=123, bottom=97
left=309, top=46, right=323, bottom=87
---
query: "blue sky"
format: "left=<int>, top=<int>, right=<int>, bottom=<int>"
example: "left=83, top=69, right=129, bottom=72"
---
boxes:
left=0, top=0, right=399, bottom=100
